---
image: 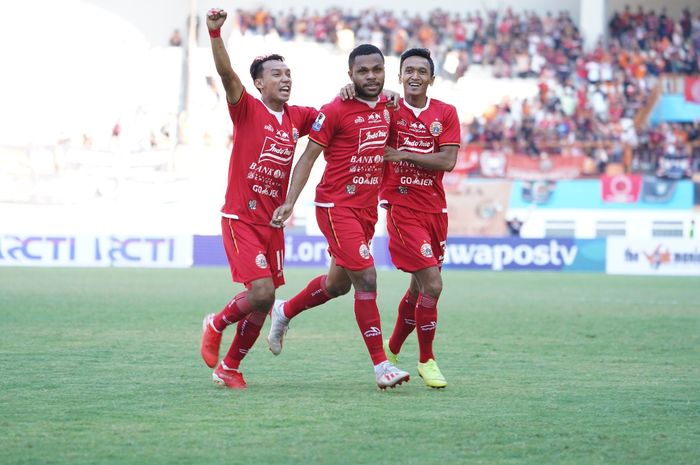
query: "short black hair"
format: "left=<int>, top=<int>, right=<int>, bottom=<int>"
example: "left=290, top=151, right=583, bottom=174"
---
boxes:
left=400, top=48, right=434, bottom=77
left=249, top=54, right=285, bottom=81
left=348, top=44, right=384, bottom=69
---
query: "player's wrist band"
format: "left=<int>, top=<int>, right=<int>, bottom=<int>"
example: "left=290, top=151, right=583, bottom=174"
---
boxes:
left=209, top=28, right=221, bottom=38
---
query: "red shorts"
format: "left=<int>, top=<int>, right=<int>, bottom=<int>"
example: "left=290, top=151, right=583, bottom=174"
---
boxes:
left=385, top=204, right=447, bottom=273
left=316, top=206, right=377, bottom=271
left=221, top=217, right=285, bottom=288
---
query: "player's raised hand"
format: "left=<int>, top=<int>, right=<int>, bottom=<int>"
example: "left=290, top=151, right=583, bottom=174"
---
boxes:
left=338, top=83, right=356, bottom=101
left=207, top=8, right=227, bottom=31
left=270, top=203, right=293, bottom=228
left=383, top=89, right=400, bottom=108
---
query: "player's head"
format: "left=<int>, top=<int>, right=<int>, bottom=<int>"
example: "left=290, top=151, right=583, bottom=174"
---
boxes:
left=249, top=54, right=291, bottom=104
left=399, top=48, right=435, bottom=99
left=348, top=44, right=385, bottom=100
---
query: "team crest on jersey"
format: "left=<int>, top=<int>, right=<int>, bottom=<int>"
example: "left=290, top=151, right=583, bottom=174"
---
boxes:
left=312, top=112, right=326, bottom=131
left=346, top=184, right=357, bottom=194
left=420, top=243, right=433, bottom=258
left=255, top=253, right=268, bottom=269
left=368, top=113, right=381, bottom=124
left=292, top=127, right=299, bottom=141
left=383, top=109, right=391, bottom=124
left=430, top=121, right=443, bottom=136
left=359, top=243, right=371, bottom=259
left=248, top=200, right=257, bottom=210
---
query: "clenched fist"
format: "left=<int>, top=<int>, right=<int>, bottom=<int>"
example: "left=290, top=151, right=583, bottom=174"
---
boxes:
left=207, top=8, right=227, bottom=31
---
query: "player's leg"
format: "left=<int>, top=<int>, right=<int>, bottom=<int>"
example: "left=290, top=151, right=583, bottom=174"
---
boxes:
left=412, top=265, right=446, bottom=389
left=268, top=258, right=351, bottom=355
left=385, top=274, right=419, bottom=363
left=214, top=277, right=275, bottom=389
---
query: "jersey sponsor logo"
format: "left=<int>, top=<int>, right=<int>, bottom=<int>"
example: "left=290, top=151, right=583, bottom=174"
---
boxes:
left=346, top=184, right=357, bottom=194
left=312, top=112, right=326, bottom=131
left=396, top=119, right=408, bottom=127
left=359, top=243, right=371, bottom=259
left=252, top=185, right=280, bottom=197
left=350, top=154, right=383, bottom=164
left=368, top=113, right=382, bottom=124
left=397, top=131, right=435, bottom=153
left=276, top=130, right=290, bottom=140
left=383, top=109, right=391, bottom=124
left=363, top=326, right=382, bottom=337
left=429, top=121, right=443, bottom=136
left=264, top=124, right=274, bottom=132
left=410, top=121, right=427, bottom=131
left=354, top=116, right=365, bottom=124
left=352, top=175, right=379, bottom=185
left=420, top=243, right=433, bottom=258
left=248, top=200, right=257, bottom=210
left=255, top=253, right=268, bottom=268
left=358, top=127, right=388, bottom=152
left=398, top=186, right=408, bottom=194
left=259, top=137, right=295, bottom=165
left=400, top=176, right=434, bottom=186
left=292, top=127, right=299, bottom=141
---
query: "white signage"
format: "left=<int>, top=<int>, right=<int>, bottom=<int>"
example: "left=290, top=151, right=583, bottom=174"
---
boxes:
left=607, top=237, right=700, bottom=276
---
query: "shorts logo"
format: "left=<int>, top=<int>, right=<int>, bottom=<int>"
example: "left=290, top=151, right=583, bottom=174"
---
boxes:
left=383, top=109, right=391, bottom=124
left=359, top=243, right=371, bottom=259
left=292, top=127, right=299, bottom=142
left=429, top=121, right=443, bottom=136
left=363, top=326, right=381, bottom=337
left=255, top=253, right=268, bottom=269
left=312, top=112, right=326, bottom=131
left=248, top=200, right=257, bottom=210
left=346, top=184, right=357, bottom=195
left=420, top=243, right=433, bottom=258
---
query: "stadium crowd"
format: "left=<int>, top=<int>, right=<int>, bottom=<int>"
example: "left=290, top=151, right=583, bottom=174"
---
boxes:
left=234, top=6, right=700, bottom=177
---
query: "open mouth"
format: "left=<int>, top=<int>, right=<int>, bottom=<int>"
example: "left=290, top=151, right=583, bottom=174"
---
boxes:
left=280, top=86, right=291, bottom=93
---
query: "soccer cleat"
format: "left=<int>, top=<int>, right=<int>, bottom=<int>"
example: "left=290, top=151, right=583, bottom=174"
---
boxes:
left=417, top=359, right=447, bottom=389
left=375, top=361, right=410, bottom=390
left=267, top=299, right=289, bottom=355
left=212, top=363, right=247, bottom=389
left=200, top=313, right=222, bottom=368
left=383, top=338, right=399, bottom=365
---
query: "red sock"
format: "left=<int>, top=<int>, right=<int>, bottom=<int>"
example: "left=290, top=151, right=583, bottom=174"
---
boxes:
left=212, top=291, right=253, bottom=331
left=388, top=289, right=418, bottom=355
left=415, top=294, right=438, bottom=363
left=222, top=311, right=266, bottom=370
left=283, top=275, right=333, bottom=319
left=354, top=291, right=387, bottom=365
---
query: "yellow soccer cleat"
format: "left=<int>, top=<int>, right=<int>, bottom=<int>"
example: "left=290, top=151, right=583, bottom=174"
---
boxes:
left=383, top=338, right=399, bottom=365
left=417, top=359, right=447, bottom=389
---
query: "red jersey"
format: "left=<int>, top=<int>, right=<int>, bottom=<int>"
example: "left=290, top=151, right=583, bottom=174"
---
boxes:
left=380, top=97, right=460, bottom=213
left=309, top=96, right=391, bottom=208
left=223, top=90, right=317, bottom=224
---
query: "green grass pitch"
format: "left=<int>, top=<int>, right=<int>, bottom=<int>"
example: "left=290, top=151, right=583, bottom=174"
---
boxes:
left=1, top=267, right=698, bottom=465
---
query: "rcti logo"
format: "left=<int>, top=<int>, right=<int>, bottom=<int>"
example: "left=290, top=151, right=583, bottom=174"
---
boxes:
left=644, top=244, right=672, bottom=269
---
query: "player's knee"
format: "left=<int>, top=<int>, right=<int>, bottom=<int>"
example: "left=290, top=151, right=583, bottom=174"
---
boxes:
left=352, top=268, right=377, bottom=292
left=248, top=282, right=275, bottom=311
left=422, top=276, right=443, bottom=298
left=326, top=281, right=351, bottom=297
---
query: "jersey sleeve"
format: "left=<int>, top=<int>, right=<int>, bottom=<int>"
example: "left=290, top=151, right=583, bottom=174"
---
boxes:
left=438, top=104, right=461, bottom=147
left=308, top=101, right=337, bottom=147
left=227, top=88, right=253, bottom=124
left=297, top=106, right=319, bottom=138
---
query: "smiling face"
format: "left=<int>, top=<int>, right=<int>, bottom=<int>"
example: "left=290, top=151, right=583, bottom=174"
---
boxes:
left=399, top=55, right=434, bottom=102
left=255, top=60, right=292, bottom=106
left=348, top=53, right=385, bottom=100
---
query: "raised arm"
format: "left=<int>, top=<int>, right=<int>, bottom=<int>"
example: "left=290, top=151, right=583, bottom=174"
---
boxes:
left=207, top=8, right=244, bottom=105
left=384, top=145, right=459, bottom=171
left=270, top=140, right=325, bottom=227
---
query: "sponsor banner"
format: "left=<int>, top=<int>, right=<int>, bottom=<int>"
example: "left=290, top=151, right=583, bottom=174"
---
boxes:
left=684, top=76, right=700, bottom=104
left=0, top=234, right=192, bottom=267
left=446, top=181, right=511, bottom=236
left=441, top=237, right=605, bottom=272
left=522, top=180, right=555, bottom=204
left=641, top=176, right=677, bottom=203
left=193, top=234, right=333, bottom=268
left=601, top=174, right=642, bottom=202
left=606, top=237, right=700, bottom=276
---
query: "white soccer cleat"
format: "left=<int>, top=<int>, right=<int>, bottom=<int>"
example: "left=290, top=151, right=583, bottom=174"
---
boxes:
left=374, top=361, right=410, bottom=390
left=267, top=299, right=289, bottom=355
